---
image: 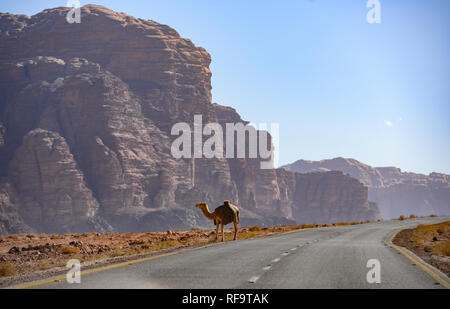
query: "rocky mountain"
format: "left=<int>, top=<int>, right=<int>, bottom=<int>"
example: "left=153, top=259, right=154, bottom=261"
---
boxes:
left=283, top=158, right=450, bottom=219
left=0, top=5, right=379, bottom=234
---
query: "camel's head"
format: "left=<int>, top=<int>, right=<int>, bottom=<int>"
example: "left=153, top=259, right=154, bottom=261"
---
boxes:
left=196, top=203, right=207, bottom=210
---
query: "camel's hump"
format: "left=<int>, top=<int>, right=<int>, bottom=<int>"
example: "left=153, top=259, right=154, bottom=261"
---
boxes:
left=215, top=203, right=239, bottom=225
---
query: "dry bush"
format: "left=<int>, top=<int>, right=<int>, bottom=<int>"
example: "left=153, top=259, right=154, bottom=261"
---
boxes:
left=0, top=261, right=17, bottom=277
left=334, top=222, right=348, bottom=226
left=412, top=222, right=449, bottom=245
left=437, top=224, right=448, bottom=235
left=230, top=231, right=259, bottom=241
left=248, top=226, right=262, bottom=232
left=429, top=214, right=437, bottom=218
left=398, top=215, right=405, bottom=221
left=151, top=240, right=181, bottom=250
left=38, top=260, right=53, bottom=270
left=110, top=248, right=126, bottom=257
left=409, top=215, right=417, bottom=219
left=432, top=240, right=450, bottom=256
left=60, top=245, right=80, bottom=255
left=300, top=224, right=317, bottom=229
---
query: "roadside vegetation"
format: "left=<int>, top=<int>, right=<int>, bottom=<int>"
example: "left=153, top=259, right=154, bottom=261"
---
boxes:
left=396, top=214, right=435, bottom=221
left=410, top=222, right=450, bottom=256
left=0, top=261, right=17, bottom=277
left=393, top=221, right=450, bottom=276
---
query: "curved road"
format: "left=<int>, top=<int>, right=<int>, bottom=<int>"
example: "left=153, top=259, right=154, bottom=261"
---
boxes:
left=29, top=217, right=449, bottom=289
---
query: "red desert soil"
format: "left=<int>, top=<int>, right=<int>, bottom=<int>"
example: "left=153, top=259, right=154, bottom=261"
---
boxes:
left=0, top=225, right=319, bottom=280
left=393, top=221, right=450, bottom=277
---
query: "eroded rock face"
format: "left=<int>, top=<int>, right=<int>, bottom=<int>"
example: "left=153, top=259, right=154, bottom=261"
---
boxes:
left=0, top=5, right=380, bottom=234
left=8, top=129, right=100, bottom=233
left=283, top=158, right=450, bottom=219
left=0, top=181, right=33, bottom=234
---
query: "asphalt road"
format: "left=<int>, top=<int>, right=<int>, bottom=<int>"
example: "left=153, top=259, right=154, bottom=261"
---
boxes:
left=31, top=217, right=449, bottom=289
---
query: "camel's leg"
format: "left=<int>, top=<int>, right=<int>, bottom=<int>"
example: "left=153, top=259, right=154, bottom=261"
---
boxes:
left=221, top=223, right=224, bottom=242
left=233, top=221, right=238, bottom=240
left=215, top=222, right=219, bottom=240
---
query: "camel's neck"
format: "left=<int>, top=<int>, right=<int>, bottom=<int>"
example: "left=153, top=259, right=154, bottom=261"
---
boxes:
left=200, top=206, right=215, bottom=220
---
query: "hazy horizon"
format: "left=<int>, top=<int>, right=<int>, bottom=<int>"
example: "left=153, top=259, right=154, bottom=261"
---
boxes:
left=1, top=0, right=449, bottom=175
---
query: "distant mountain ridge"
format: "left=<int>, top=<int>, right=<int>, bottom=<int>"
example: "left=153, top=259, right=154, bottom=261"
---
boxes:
left=282, top=158, right=450, bottom=219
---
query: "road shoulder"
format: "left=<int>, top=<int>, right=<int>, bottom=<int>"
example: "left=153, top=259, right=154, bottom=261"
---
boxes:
left=385, top=228, right=450, bottom=289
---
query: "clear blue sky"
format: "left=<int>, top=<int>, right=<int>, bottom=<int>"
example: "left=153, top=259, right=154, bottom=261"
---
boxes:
left=1, top=0, right=449, bottom=174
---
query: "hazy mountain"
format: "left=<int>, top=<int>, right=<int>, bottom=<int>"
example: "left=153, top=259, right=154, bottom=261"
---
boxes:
left=283, top=158, right=450, bottom=219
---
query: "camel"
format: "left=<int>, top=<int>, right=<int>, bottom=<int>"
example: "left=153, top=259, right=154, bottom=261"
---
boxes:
left=196, top=201, right=240, bottom=242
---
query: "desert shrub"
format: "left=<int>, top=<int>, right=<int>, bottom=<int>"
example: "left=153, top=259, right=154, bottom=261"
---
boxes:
left=432, top=240, right=450, bottom=256
left=0, top=261, right=17, bottom=277
left=300, top=224, right=317, bottom=229
left=110, top=248, right=126, bottom=257
left=411, top=222, right=449, bottom=245
left=248, top=226, right=262, bottom=232
left=38, top=260, right=53, bottom=270
left=151, top=240, right=181, bottom=250
left=398, top=215, right=405, bottom=221
left=60, top=245, right=80, bottom=255
left=436, top=223, right=448, bottom=235
left=429, top=214, right=437, bottom=218
left=409, top=215, right=417, bottom=219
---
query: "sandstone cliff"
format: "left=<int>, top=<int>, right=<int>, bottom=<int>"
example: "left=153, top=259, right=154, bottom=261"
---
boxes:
left=283, top=158, right=450, bottom=219
left=0, top=5, right=379, bottom=234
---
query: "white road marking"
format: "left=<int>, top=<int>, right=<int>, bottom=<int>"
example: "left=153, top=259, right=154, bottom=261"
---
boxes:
left=252, top=244, right=300, bottom=282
